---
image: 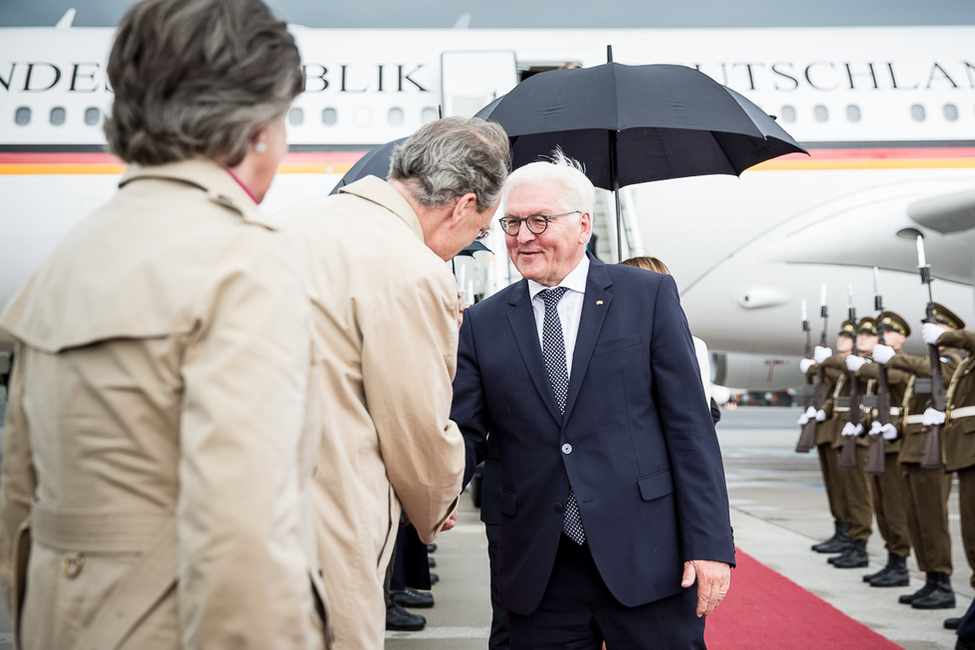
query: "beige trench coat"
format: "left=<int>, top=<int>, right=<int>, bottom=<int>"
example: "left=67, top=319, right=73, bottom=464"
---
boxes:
left=276, top=176, right=465, bottom=650
left=0, top=160, right=328, bottom=649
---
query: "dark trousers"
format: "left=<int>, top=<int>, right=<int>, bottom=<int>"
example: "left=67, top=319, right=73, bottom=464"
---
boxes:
left=390, top=524, right=431, bottom=591
left=486, top=523, right=510, bottom=650
left=507, top=534, right=705, bottom=650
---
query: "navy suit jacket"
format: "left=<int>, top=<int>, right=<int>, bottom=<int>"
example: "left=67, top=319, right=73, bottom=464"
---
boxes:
left=451, top=253, right=735, bottom=616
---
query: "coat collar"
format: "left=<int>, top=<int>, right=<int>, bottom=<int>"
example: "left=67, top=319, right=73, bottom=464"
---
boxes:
left=121, top=158, right=272, bottom=229
left=338, top=175, right=426, bottom=243
left=506, top=252, right=613, bottom=425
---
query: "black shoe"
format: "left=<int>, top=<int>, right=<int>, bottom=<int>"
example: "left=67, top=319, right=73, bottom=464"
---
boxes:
left=870, top=555, right=909, bottom=587
left=900, top=574, right=936, bottom=604
left=427, top=543, right=437, bottom=553
left=832, top=540, right=869, bottom=568
left=863, top=565, right=889, bottom=583
left=428, top=556, right=437, bottom=568
left=946, top=617, right=962, bottom=630
left=911, top=573, right=955, bottom=609
left=429, top=572, right=439, bottom=585
left=386, top=603, right=426, bottom=631
left=391, top=586, right=435, bottom=609
left=813, top=522, right=853, bottom=554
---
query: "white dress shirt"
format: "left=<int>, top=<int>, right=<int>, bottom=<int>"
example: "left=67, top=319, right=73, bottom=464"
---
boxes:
left=527, top=254, right=590, bottom=379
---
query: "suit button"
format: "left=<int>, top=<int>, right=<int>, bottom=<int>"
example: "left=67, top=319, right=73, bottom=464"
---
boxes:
left=555, top=503, right=563, bottom=513
left=561, top=443, right=572, bottom=454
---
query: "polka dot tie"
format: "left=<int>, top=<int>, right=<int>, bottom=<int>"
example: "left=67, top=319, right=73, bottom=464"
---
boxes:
left=540, top=287, right=585, bottom=545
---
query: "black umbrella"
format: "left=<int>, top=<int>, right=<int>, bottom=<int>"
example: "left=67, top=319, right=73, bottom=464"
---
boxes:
left=329, top=137, right=407, bottom=195
left=473, top=55, right=806, bottom=259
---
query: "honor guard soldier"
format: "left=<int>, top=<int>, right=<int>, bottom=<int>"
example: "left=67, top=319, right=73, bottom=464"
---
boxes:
left=820, top=319, right=874, bottom=568
left=856, top=312, right=913, bottom=587
left=805, top=320, right=858, bottom=555
left=886, top=306, right=961, bottom=611
left=920, top=306, right=974, bottom=622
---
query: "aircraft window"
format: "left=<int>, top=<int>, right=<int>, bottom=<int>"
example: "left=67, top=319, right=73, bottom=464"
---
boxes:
left=15, top=107, right=30, bottom=125
left=421, top=107, right=438, bottom=124
left=779, top=106, right=796, bottom=123
left=814, top=105, right=828, bottom=122
left=50, top=107, right=66, bottom=126
left=388, top=107, right=405, bottom=127
left=354, top=106, right=372, bottom=127
left=289, top=107, right=304, bottom=126
left=84, top=107, right=100, bottom=125
left=846, top=105, right=860, bottom=122
left=911, top=104, right=926, bottom=121
left=944, top=104, right=958, bottom=121
left=322, top=108, right=337, bottom=126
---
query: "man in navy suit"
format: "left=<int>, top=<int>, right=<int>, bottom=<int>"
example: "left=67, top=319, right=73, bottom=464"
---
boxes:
left=451, top=153, right=735, bottom=648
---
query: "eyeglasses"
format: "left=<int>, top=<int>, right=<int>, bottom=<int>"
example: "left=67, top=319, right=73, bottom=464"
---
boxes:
left=474, top=229, right=491, bottom=241
left=499, top=211, right=581, bottom=236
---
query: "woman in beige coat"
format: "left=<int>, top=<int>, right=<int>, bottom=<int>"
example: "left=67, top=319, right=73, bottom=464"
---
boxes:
left=0, top=1, right=328, bottom=647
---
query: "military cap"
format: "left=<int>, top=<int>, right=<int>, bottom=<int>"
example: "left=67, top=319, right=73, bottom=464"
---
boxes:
left=856, top=316, right=878, bottom=335
left=927, top=302, right=966, bottom=330
left=838, top=319, right=857, bottom=339
left=878, top=311, right=911, bottom=337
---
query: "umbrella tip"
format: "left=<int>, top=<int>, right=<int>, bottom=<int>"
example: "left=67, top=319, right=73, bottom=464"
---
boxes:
left=606, top=44, right=613, bottom=63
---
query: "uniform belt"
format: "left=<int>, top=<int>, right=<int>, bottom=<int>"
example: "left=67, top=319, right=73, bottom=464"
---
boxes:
left=835, top=407, right=850, bottom=412
left=31, top=503, right=173, bottom=553
left=950, top=406, right=975, bottom=420
left=906, top=414, right=924, bottom=424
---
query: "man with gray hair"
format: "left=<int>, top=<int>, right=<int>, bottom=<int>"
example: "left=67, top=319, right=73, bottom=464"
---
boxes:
left=275, top=116, right=509, bottom=650
left=451, top=151, right=734, bottom=648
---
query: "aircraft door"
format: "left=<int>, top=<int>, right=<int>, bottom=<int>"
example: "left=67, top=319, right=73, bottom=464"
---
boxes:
left=440, top=50, right=517, bottom=118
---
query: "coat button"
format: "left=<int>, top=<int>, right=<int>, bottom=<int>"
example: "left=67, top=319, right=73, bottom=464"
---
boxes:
left=555, top=503, right=563, bottom=513
left=62, top=553, right=85, bottom=579
left=561, top=443, right=572, bottom=454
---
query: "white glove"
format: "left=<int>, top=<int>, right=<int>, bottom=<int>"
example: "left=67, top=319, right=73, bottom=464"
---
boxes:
left=846, top=355, right=867, bottom=373
left=922, top=322, right=945, bottom=346
left=799, top=358, right=815, bottom=374
left=872, top=344, right=895, bottom=365
left=869, top=421, right=883, bottom=436
left=816, top=409, right=827, bottom=422
left=881, top=423, right=898, bottom=440
left=814, top=345, right=832, bottom=364
left=797, top=405, right=817, bottom=425
left=923, top=407, right=946, bottom=426
left=842, top=422, right=863, bottom=437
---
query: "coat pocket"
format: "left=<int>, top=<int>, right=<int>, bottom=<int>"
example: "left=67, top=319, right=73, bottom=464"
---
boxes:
left=592, top=333, right=641, bottom=357
left=637, top=469, right=674, bottom=502
left=499, top=490, right=517, bottom=516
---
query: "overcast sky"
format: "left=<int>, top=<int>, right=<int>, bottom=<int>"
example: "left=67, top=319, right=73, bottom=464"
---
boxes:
left=4, top=0, right=975, bottom=28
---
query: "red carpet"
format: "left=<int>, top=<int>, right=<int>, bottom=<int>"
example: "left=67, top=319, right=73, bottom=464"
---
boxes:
left=703, top=549, right=902, bottom=649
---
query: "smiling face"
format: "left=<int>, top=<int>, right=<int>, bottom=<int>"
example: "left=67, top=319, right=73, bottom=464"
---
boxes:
left=503, top=180, right=591, bottom=287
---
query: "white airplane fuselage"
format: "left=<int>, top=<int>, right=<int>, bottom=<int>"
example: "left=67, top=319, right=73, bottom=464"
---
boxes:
left=2, top=24, right=974, bottom=390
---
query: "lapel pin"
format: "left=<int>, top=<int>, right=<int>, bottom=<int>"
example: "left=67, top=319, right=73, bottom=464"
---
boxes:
left=596, top=300, right=604, bottom=306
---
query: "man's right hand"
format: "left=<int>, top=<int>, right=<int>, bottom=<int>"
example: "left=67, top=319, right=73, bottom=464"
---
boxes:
left=814, top=346, right=832, bottom=364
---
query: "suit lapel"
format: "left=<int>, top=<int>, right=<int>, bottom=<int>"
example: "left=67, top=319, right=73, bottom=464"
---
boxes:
left=506, top=280, right=564, bottom=424
left=563, top=256, right=613, bottom=422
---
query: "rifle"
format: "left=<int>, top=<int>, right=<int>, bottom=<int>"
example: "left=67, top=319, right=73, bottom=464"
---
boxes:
left=796, top=293, right=827, bottom=452
left=866, top=267, right=888, bottom=475
left=917, top=236, right=946, bottom=469
left=838, top=285, right=861, bottom=469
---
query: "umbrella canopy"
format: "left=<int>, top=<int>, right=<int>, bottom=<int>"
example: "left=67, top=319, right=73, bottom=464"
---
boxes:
left=329, top=137, right=407, bottom=195
left=474, top=62, right=806, bottom=190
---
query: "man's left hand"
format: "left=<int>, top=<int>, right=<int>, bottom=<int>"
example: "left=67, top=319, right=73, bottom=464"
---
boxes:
left=682, top=559, right=731, bottom=617
left=439, top=507, right=458, bottom=533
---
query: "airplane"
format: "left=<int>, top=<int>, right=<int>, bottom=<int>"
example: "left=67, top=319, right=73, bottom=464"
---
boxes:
left=2, top=8, right=975, bottom=396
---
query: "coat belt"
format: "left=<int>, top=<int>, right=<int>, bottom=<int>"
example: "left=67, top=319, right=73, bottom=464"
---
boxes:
left=31, top=503, right=172, bottom=553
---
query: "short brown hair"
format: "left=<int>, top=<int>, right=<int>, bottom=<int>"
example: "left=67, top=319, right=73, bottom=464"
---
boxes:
left=104, top=0, right=303, bottom=166
left=619, top=256, right=671, bottom=275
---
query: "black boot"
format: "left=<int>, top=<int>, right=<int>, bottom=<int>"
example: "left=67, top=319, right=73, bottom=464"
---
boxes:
left=899, top=573, right=935, bottom=604
left=813, top=521, right=853, bottom=554
left=863, top=551, right=895, bottom=583
left=832, top=539, right=869, bottom=568
left=870, top=554, right=909, bottom=587
left=946, top=618, right=962, bottom=629
left=911, top=572, right=955, bottom=609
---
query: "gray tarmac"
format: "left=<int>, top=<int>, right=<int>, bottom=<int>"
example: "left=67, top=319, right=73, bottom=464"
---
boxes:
left=0, top=406, right=966, bottom=648
left=387, top=406, right=968, bottom=650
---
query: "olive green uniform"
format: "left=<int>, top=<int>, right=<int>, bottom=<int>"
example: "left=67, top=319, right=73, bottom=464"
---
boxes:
left=806, top=363, right=848, bottom=528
